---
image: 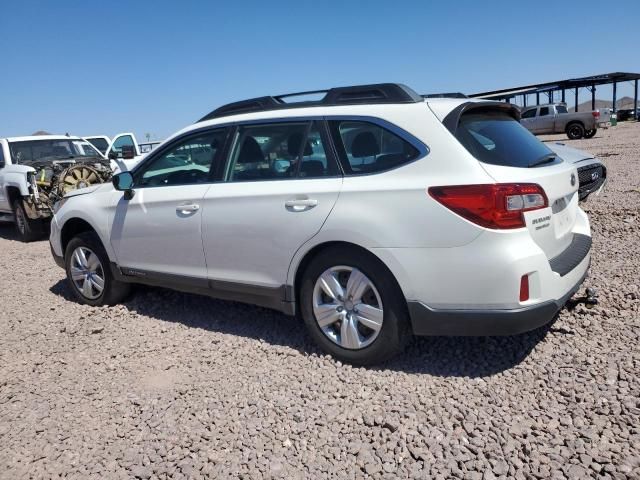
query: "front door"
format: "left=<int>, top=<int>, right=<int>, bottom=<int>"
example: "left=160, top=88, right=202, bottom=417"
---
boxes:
left=201, top=121, right=342, bottom=290
left=109, top=128, right=228, bottom=281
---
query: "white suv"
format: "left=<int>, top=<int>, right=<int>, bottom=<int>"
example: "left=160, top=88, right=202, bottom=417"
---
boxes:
left=49, top=84, right=592, bottom=364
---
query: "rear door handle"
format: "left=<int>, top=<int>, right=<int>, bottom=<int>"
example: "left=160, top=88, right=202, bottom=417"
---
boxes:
left=176, top=203, right=200, bottom=213
left=285, top=198, right=318, bottom=211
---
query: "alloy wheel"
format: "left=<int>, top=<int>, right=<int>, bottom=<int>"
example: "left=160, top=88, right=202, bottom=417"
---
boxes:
left=70, top=246, right=105, bottom=300
left=312, top=266, right=384, bottom=350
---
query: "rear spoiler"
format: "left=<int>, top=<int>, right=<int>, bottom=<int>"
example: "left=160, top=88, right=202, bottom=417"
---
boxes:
left=441, top=102, right=521, bottom=135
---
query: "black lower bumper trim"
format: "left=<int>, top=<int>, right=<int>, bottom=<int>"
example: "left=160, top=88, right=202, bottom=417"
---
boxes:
left=408, top=267, right=588, bottom=336
left=549, top=233, right=591, bottom=277
left=50, top=244, right=65, bottom=268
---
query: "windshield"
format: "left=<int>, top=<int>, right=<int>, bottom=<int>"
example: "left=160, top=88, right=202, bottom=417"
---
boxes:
left=9, top=139, right=102, bottom=164
left=456, top=111, right=557, bottom=168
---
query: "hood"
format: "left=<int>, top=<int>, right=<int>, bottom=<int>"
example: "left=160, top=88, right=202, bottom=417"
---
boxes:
left=63, top=182, right=112, bottom=198
left=546, top=142, right=595, bottom=165
left=23, top=155, right=108, bottom=169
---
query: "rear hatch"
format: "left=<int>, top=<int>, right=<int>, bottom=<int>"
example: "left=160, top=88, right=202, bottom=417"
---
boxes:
left=447, top=104, right=579, bottom=260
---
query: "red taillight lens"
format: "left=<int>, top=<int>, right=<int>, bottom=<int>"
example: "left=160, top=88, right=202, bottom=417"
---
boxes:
left=519, top=275, right=530, bottom=302
left=592, top=111, right=600, bottom=118
left=428, top=183, right=548, bottom=229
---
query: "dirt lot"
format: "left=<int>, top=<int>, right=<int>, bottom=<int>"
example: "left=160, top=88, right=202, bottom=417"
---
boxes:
left=1, top=122, right=639, bottom=479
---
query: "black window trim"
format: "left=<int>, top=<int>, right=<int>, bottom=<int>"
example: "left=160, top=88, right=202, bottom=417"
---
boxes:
left=130, top=114, right=428, bottom=186
left=325, top=115, right=429, bottom=177
left=130, top=126, right=233, bottom=189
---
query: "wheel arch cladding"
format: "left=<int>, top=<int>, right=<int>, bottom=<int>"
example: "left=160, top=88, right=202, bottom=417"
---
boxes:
left=293, top=241, right=407, bottom=307
left=61, top=218, right=98, bottom=254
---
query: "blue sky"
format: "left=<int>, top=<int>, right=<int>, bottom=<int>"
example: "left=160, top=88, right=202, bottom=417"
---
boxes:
left=1, top=0, right=638, bottom=141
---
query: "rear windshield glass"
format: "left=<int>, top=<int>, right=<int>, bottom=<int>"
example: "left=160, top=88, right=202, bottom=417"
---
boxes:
left=456, top=112, right=556, bottom=168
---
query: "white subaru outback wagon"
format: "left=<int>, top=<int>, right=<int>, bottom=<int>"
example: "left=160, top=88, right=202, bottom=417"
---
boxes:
left=50, top=83, right=591, bottom=365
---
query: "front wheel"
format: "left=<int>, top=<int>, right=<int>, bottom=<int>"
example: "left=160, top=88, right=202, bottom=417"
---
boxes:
left=299, top=247, right=409, bottom=365
left=12, top=199, right=43, bottom=242
left=583, top=129, right=596, bottom=138
left=64, top=232, right=131, bottom=306
left=566, top=123, right=585, bottom=140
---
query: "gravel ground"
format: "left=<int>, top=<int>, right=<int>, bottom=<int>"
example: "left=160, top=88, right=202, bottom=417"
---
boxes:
left=1, top=122, right=639, bottom=479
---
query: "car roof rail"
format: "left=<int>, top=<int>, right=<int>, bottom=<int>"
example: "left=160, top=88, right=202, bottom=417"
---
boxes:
left=197, top=83, right=424, bottom=122
left=422, top=92, right=468, bottom=99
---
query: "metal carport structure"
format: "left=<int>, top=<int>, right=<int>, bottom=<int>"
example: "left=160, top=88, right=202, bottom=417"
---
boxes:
left=469, top=72, right=640, bottom=117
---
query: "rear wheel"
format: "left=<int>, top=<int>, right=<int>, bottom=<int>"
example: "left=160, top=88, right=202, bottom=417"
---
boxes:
left=584, top=129, right=596, bottom=139
left=64, top=232, right=131, bottom=306
left=12, top=199, right=42, bottom=242
left=299, top=247, right=409, bottom=365
left=566, top=122, right=585, bottom=140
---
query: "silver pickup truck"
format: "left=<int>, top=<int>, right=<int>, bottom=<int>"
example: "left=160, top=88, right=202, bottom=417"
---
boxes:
left=520, top=103, right=601, bottom=139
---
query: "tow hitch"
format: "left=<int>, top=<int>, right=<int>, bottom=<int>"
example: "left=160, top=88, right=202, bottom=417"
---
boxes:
left=569, top=286, right=599, bottom=309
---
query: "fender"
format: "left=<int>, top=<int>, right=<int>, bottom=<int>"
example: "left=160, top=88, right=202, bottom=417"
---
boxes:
left=1, top=165, right=34, bottom=197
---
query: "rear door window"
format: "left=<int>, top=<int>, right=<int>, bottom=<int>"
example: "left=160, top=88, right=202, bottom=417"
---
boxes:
left=539, top=107, right=550, bottom=116
left=456, top=111, right=558, bottom=168
left=521, top=109, right=537, bottom=119
left=556, top=105, right=568, bottom=114
left=329, top=120, right=420, bottom=174
left=226, top=121, right=337, bottom=182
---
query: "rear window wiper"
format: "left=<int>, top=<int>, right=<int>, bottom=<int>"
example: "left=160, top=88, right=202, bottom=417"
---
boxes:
left=529, top=153, right=557, bottom=168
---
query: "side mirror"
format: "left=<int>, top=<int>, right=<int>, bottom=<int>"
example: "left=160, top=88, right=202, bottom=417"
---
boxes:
left=108, top=150, right=119, bottom=160
left=121, top=145, right=136, bottom=160
left=112, top=171, right=134, bottom=199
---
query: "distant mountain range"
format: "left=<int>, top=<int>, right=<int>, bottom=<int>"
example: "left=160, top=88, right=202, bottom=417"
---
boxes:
left=570, top=96, right=639, bottom=112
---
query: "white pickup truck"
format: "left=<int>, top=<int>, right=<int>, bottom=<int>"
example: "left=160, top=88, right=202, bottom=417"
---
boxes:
left=0, top=135, right=112, bottom=241
left=84, top=133, right=160, bottom=171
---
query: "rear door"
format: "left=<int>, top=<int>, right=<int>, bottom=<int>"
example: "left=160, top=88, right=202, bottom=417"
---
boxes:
left=535, top=106, right=555, bottom=133
left=201, top=120, right=342, bottom=289
left=455, top=110, right=580, bottom=259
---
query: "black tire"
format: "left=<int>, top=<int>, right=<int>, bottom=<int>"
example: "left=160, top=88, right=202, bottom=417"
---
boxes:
left=64, top=231, right=131, bottom=306
left=566, top=122, right=585, bottom=140
left=584, top=129, right=596, bottom=139
left=299, top=246, right=410, bottom=365
left=12, top=199, right=43, bottom=242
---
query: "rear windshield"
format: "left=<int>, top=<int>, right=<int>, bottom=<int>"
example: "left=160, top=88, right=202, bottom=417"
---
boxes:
left=456, top=112, right=556, bottom=168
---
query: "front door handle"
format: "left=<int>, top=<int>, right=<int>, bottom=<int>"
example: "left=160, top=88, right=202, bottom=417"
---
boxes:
left=176, top=203, right=200, bottom=213
left=285, top=198, right=318, bottom=211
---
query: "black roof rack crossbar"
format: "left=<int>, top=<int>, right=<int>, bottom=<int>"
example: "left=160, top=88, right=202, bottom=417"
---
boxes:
left=197, top=83, right=423, bottom=122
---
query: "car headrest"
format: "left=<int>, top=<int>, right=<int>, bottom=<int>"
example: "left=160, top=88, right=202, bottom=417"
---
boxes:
left=237, top=136, right=264, bottom=164
left=287, top=132, right=313, bottom=157
left=351, top=131, right=380, bottom=157
left=300, top=160, right=325, bottom=177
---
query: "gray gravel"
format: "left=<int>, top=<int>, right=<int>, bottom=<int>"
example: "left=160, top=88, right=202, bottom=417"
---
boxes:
left=1, top=122, right=639, bottom=479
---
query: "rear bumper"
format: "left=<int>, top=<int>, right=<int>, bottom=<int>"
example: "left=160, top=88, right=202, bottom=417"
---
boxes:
left=408, top=265, right=588, bottom=336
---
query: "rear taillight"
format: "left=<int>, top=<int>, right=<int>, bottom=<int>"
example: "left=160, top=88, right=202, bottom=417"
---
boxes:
left=428, top=183, right=548, bottom=229
left=592, top=111, right=600, bottom=118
